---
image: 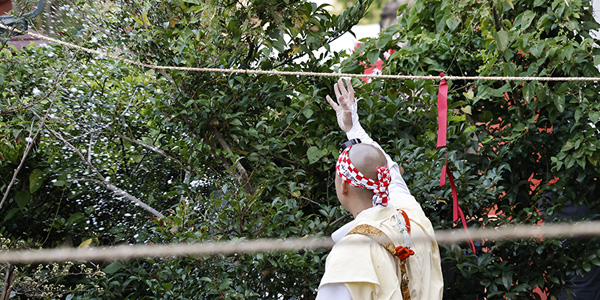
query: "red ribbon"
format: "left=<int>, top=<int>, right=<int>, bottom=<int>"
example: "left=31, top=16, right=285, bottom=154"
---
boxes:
left=400, top=210, right=411, bottom=234
left=437, top=73, right=476, bottom=254
left=436, top=73, right=448, bottom=148
left=441, top=165, right=476, bottom=254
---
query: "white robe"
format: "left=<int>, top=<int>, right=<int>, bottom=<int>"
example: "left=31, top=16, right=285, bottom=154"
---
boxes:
left=316, top=123, right=443, bottom=300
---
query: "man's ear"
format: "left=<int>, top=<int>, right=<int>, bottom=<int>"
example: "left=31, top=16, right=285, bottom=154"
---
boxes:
left=341, top=180, right=349, bottom=195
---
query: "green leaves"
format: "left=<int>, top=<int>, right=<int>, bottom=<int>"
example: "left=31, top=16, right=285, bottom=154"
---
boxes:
left=514, top=10, right=536, bottom=31
left=512, top=123, right=526, bottom=132
left=14, top=190, right=30, bottom=209
left=590, top=111, right=600, bottom=124
left=366, top=49, right=380, bottom=65
left=102, top=261, right=124, bottom=275
left=445, top=17, right=461, bottom=32
left=494, top=30, right=509, bottom=53
left=2, top=0, right=599, bottom=299
left=306, top=146, right=328, bottom=164
left=350, top=0, right=600, bottom=298
left=29, top=168, right=43, bottom=194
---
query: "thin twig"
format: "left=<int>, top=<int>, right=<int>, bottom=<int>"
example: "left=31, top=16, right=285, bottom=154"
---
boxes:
left=104, top=132, right=194, bottom=173
left=72, top=178, right=164, bottom=218
left=0, top=96, right=51, bottom=115
left=210, top=124, right=253, bottom=193
left=0, top=264, right=14, bottom=300
left=0, top=78, right=62, bottom=211
left=39, top=117, right=105, bottom=180
left=276, top=99, right=313, bottom=140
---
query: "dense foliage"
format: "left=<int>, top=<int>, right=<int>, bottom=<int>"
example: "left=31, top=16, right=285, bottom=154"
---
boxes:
left=352, top=0, right=600, bottom=298
left=0, top=0, right=599, bottom=299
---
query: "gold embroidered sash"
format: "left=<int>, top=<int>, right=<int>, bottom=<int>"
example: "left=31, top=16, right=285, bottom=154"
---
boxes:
left=347, top=224, right=411, bottom=300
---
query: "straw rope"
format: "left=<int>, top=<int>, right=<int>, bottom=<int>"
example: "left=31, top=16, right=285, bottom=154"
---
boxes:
left=1, top=220, right=599, bottom=264
left=2, top=24, right=599, bottom=82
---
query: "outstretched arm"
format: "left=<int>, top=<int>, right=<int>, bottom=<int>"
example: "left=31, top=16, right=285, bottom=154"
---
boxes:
left=326, top=79, right=410, bottom=196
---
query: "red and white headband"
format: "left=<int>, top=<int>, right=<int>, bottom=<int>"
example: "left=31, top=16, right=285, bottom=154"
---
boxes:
left=336, top=145, right=390, bottom=207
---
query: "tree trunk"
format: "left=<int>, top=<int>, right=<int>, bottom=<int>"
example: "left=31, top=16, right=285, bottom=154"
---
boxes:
left=1, top=264, right=15, bottom=300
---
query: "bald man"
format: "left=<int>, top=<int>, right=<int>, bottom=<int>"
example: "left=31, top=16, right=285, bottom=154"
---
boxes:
left=316, top=79, right=443, bottom=300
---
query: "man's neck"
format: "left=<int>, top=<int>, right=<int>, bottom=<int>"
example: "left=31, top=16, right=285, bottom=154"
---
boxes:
left=350, top=200, right=374, bottom=218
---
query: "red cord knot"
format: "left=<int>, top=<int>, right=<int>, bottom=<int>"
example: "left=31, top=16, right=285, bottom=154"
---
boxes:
left=395, top=246, right=415, bottom=260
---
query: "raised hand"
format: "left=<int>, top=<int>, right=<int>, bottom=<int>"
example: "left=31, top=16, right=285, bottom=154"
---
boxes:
left=326, top=78, right=357, bottom=132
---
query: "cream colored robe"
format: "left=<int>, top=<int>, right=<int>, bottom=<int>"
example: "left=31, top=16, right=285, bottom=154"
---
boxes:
left=318, top=118, right=443, bottom=299
left=319, top=202, right=443, bottom=299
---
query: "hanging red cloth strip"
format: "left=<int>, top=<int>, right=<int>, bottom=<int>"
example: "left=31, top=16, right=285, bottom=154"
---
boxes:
left=437, top=73, right=476, bottom=254
left=436, top=73, right=448, bottom=148
left=441, top=165, right=477, bottom=254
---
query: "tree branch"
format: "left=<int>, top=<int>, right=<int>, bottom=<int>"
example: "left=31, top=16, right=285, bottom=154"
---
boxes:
left=33, top=113, right=165, bottom=218
left=0, top=56, right=74, bottom=210
left=0, top=264, right=14, bottom=300
left=74, top=178, right=164, bottom=218
left=210, top=125, right=253, bottom=193
left=105, top=132, right=194, bottom=174
left=0, top=84, right=60, bottom=211
left=205, top=135, right=236, bottom=179
left=0, top=95, right=51, bottom=115
left=489, top=0, right=501, bottom=32
left=117, top=136, right=131, bottom=176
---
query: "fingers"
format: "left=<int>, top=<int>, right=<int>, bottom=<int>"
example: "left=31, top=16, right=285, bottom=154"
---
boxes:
left=345, top=78, right=354, bottom=100
left=336, top=78, right=352, bottom=110
left=337, top=78, right=347, bottom=97
left=333, top=80, right=342, bottom=100
left=326, top=95, right=339, bottom=111
left=331, top=78, right=355, bottom=110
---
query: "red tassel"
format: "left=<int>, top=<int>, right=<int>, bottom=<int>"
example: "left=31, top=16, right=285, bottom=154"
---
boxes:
left=395, top=246, right=415, bottom=260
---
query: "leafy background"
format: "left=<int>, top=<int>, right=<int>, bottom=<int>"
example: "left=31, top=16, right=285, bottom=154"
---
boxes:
left=1, top=0, right=600, bottom=299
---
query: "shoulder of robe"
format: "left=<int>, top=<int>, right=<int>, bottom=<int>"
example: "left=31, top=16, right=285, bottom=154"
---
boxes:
left=320, top=234, right=389, bottom=287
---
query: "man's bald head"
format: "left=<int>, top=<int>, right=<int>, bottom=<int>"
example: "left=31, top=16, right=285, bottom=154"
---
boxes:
left=347, top=144, right=387, bottom=180
left=342, top=144, right=387, bottom=201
